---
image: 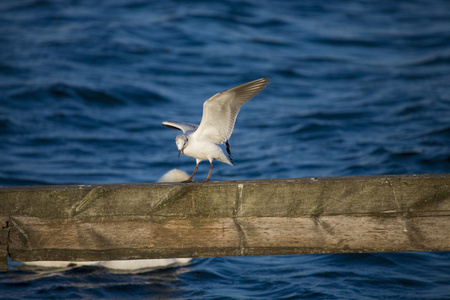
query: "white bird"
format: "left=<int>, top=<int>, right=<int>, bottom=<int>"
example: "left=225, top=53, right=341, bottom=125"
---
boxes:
left=163, top=78, right=269, bottom=182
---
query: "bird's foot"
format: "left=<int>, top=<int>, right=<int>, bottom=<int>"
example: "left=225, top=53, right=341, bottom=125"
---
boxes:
left=201, top=178, right=210, bottom=183
left=182, top=177, right=193, bottom=183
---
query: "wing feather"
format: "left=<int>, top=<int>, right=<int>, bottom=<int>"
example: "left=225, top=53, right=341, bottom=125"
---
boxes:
left=193, top=78, right=269, bottom=144
left=162, top=121, right=198, bottom=133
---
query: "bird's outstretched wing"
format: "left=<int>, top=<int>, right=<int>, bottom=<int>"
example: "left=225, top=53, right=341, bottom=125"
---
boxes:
left=162, top=121, right=198, bottom=133
left=193, top=78, right=269, bottom=144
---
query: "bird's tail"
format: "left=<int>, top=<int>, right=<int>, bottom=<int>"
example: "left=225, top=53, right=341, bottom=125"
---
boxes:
left=225, top=140, right=234, bottom=166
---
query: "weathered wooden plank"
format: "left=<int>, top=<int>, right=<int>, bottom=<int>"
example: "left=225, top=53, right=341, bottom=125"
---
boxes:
left=0, top=219, right=8, bottom=271
left=2, top=174, right=448, bottom=219
left=237, top=215, right=450, bottom=255
left=7, top=213, right=449, bottom=262
left=0, top=174, right=449, bottom=271
left=8, top=217, right=241, bottom=261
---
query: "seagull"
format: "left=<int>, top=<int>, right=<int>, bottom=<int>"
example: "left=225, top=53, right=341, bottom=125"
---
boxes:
left=162, top=78, right=269, bottom=182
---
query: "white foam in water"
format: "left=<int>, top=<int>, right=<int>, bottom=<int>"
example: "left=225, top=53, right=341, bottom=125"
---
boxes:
left=22, top=169, right=192, bottom=270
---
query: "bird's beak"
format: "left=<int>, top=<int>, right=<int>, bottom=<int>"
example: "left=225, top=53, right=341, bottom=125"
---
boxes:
left=178, top=150, right=181, bottom=158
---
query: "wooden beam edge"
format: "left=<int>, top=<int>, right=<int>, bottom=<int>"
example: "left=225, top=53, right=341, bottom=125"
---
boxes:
left=7, top=214, right=450, bottom=263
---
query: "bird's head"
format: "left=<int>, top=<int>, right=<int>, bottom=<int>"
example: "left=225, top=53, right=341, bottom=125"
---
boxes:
left=175, top=134, right=188, bottom=157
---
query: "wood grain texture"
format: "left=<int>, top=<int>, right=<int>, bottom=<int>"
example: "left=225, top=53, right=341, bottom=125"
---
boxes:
left=0, top=174, right=449, bottom=270
left=0, top=218, right=8, bottom=271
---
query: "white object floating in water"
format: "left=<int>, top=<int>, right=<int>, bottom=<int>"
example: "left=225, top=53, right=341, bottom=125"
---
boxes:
left=23, top=258, right=191, bottom=270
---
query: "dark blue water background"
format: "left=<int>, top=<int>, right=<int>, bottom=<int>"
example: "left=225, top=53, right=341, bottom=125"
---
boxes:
left=1, top=0, right=450, bottom=298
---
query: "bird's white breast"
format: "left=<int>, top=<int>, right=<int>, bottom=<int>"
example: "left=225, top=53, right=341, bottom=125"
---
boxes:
left=183, top=135, right=231, bottom=165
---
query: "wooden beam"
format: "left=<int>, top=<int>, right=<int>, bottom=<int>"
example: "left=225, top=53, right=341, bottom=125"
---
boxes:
left=0, top=174, right=449, bottom=271
left=0, top=218, right=8, bottom=271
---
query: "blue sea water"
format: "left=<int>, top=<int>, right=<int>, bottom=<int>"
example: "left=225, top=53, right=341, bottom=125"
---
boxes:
left=1, top=0, right=450, bottom=298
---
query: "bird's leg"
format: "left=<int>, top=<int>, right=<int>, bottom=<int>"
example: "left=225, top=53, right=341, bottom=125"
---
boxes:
left=202, top=161, right=213, bottom=182
left=183, top=161, right=199, bottom=183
